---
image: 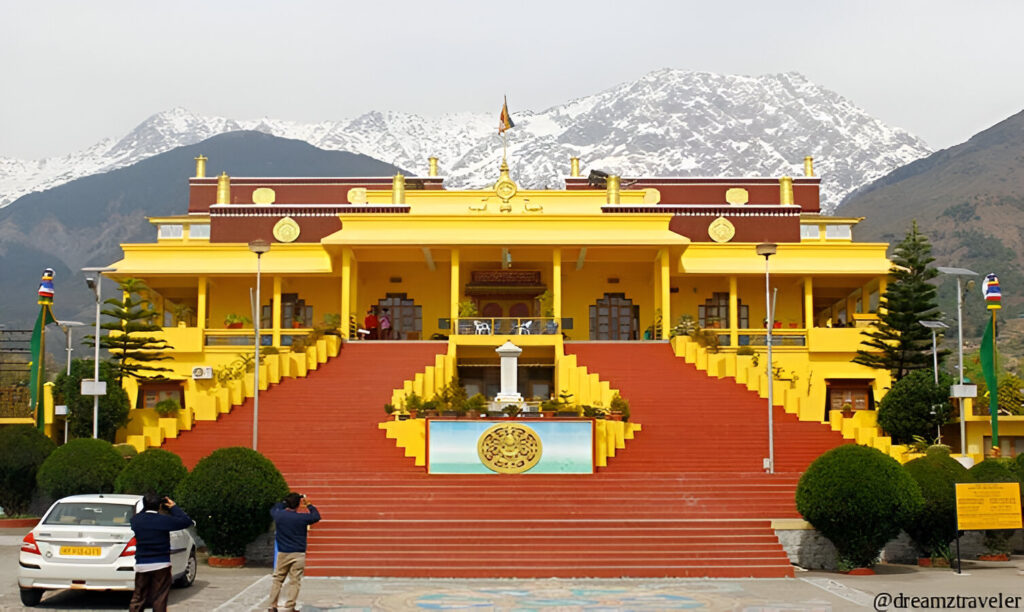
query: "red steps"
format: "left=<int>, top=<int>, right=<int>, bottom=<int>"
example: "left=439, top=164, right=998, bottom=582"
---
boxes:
left=158, top=341, right=854, bottom=578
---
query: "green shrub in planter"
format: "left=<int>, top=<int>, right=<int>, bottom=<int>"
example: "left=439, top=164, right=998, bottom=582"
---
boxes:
left=174, top=447, right=288, bottom=557
left=115, top=449, right=188, bottom=499
left=903, top=448, right=971, bottom=560
left=36, top=439, right=125, bottom=499
left=0, top=425, right=57, bottom=516
left=967, top=459, right=1022, bottom=556
left=796, top=444, right=923, bottom=569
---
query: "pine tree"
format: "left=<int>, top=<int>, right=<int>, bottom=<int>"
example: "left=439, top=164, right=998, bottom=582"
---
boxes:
left=854, top=221, right=942, bottom=381
left=85, top=278, right=173, bottom=385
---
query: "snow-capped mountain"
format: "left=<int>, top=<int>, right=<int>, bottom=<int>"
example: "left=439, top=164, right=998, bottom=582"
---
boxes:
left=0, top=69, right=931, bottom=211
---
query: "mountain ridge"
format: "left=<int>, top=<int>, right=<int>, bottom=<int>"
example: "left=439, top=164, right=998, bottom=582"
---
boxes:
left=0, top=69, right=931, bottom=212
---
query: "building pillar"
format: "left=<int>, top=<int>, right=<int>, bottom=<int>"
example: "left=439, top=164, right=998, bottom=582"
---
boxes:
left=272, top=276, right=282, bottom=346
left=197, top=276, right=207, bottom=331
left=552, top=248, right=562, bottom=324
left=660, top=249, right=671, bottom=340
left=450, top=248, right=460, bottom=324
left=351, top=257, right=359, bottom=329
left=803, top=277, right=814, bottom=329
left=341, top=248, right=352, bottom=338
left=653, top=256, right=661, bottom=337
left=728, top=276, right=739, bottom=347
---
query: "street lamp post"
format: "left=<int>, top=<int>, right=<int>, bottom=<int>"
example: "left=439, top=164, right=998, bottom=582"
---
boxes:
left=937, top=267, right=978, bottom=456
left=248, top=240, right=271, bottom=451
left=920, top=320, right=949, bottom=385
left=82, top=267, right=115, bottom=439
left=756, top=243, right=778, bottom=474
left=57, top=321, right=84, bottom=443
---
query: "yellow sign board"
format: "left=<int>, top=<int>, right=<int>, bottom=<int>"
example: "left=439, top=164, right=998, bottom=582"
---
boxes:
left=956, top=482, right=1023, bottom=530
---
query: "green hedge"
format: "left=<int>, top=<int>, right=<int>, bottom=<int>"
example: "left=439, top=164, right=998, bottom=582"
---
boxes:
left=877, top=370, right=955, bottom=444
left=36, top=439, right=125, bottom=499
left=114, top=449, right=188, bottom=499
left=796, top=444, right=924, bottom=569
left=903, top=448, right=971, bottom=559
left=967, top=459, right=1022, bottom=555
left=0, top=426, right=57, bottom=516
left=175, top=447, right=289, bottom=557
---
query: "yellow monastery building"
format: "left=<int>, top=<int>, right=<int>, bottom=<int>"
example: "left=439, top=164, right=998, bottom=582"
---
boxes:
left=25, top=152, right=1007, bottom=467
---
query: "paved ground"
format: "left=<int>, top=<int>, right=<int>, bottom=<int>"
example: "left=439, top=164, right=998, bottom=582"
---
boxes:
left=5, top=529, right=1024, bottom=611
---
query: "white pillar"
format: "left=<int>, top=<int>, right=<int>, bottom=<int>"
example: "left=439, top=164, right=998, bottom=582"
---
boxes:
left=494, top=341, right=524, bottom=404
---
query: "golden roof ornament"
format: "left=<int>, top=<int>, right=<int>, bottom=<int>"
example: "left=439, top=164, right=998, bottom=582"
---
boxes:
left=494, top=159, right=518, bottom=204
left=273, top=217, right=300, bottom=243
left=708, top=216, right=736, bottom=243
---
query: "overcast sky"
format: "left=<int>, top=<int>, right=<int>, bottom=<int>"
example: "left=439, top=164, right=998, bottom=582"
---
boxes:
left=2, top=0, right=1023, bottom=159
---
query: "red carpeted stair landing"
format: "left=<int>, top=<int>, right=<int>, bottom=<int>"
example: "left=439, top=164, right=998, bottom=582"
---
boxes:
left=161, top=341, right=848, bottom=578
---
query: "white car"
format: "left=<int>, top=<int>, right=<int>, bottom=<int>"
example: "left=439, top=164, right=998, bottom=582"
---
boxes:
left=17, top=493, right=197, bottom=607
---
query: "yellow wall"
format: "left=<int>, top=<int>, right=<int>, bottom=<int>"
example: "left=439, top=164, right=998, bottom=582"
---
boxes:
left=562, top=261, right=654, bottom=339
left=356, top=261, right=450, bottom=338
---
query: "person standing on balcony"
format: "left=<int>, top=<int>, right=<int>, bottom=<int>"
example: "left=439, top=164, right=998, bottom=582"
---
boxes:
left=364, top=307, right=379, bottom=339
left=266, top=493, right=321, bottom=612
left=379, top=308, right=392, bottom=340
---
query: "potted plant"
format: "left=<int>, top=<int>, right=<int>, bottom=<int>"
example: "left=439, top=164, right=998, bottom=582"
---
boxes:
left=841, top=402, right=854, bottom=418
left=421, top=399, right=440, bottom=418
left=404, top=392, right=422, bottom=419
left=502, top=404, right=521, bottom=418
left=224, top=313, right=251, bottom=329
left=457, top=300, right=478, bottom=334
left=464, top=393, right=486, bottom=418
left=609, top=394, right=629, bottom=421
left=540, top=398, right=559, bottom=418
left=154, top=398, right=181, bottom=417
left=172, top=304, right=194, bottom=327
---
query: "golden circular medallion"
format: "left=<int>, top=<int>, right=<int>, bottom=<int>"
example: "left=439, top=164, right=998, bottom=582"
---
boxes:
left=725, top=187, right=749, bottom=205
left=477, top=423, right=543, bottom=474
left=494, top=176, right=517, bottom=203
left=252, top=187, right=276, bottom=205
left=708, top=216, right=736, bottom=243
left=273, top=216, right=301, bottom=243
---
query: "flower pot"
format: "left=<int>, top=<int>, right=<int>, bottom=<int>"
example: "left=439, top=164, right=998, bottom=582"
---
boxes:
left=918, top=557, right=950, bottom=567
left=978, top=553, right=1011, bottom=562
left=844, top=567, right=875, bottom=575
left=208, top=555, right=246, bottom=568
left=226, top=322, right=243, bottom=329
left=773, top=321, right=782, bottom=329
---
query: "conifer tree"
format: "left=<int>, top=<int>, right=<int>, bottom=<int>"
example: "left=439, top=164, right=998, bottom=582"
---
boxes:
left=854, top=221, right=942, bottom=381
left=85, top=277, right=173, bottom=385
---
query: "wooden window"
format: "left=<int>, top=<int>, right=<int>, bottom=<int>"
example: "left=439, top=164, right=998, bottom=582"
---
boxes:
left=589, top=293, right=636, bottom=340
left=698, top=292, right=747, bottom=328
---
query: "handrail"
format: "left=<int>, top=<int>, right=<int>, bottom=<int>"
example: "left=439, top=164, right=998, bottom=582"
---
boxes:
left=453, top=317, right=560, bottom=336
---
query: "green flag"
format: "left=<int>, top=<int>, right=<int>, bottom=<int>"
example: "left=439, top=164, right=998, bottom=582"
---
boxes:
left=979, top=315, right=999, bottom=448
left=29, top=304, right=57, bottom=430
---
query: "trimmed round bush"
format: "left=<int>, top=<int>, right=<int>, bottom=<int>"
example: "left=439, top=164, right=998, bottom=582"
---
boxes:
left=0, top=425, right=57, bottom=516
left=175, top=447, right=289, bottom=557
left=877, top=370, right=955, bottom=444
left=36, top=438, right=125, bottom=499
left=903, top=449, right=971, bottom=558
left=114, top=449, right=188, bottom=499
left=796, top=444, right=924, bottom=569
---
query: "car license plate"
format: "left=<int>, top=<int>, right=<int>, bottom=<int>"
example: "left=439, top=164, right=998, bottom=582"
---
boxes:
left=60, top=546, right=101, bottom=556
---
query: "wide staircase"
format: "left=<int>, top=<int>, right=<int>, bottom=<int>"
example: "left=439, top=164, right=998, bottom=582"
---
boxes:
left=163, top=341, right=848, bottom=578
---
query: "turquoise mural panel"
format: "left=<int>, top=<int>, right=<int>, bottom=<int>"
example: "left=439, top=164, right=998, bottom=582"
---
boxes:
left=428, top=420, right=593, bottom=474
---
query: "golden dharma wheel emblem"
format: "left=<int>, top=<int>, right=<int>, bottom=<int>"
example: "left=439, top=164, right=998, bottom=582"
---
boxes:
left=252, top=187, right=276, bottom=205
left=477, top=423, right=543, bottom=474
left=708, top=216, right=736, bottom=243
left=273, top=216, right=300, bottom=243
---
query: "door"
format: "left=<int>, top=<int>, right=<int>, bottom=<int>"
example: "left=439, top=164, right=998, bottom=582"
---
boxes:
left=376, top=294, right=423, bottom=340
left=589, top=293, right=637, bottom=340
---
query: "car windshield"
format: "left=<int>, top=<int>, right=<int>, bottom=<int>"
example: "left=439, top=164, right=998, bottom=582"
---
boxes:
left=43, top=502, right=136, bottom=527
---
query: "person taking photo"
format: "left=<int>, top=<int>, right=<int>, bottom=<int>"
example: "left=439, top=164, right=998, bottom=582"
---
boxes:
left=129, top=493, right=194, bottom=612
left=266, top=492, right=321, bottom=612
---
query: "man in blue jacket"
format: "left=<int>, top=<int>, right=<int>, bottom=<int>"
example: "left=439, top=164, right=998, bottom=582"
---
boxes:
left=129, top=493, right=194, bottom=612
left=266, top=492, right=321, bottom=612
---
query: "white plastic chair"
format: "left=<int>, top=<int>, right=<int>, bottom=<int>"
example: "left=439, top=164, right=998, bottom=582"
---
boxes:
left=474, top=320, right=491, bottom=335
left=514, top=320, right=533, bottom=335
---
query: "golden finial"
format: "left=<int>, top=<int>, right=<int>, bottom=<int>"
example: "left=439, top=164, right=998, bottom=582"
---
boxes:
left=428, top=157, right=439, bottom=177
left=803, top=156, right=815, bottom=177
left=194, top=155, right=207, bottom=178
left=606, top=175, right=621, bottom=204
left=570, top=157, right=580, bottom=177
left=392, top=173, right=406, bottom=204
left=216, top=172, right=231, bottom=204
left=779, top=176, right=794, bottom=205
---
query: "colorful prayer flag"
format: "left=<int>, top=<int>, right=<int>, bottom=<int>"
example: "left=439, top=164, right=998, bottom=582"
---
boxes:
left=499, top=97, right=514, bottom=134
left=982, top=273, right=1002, bottom=310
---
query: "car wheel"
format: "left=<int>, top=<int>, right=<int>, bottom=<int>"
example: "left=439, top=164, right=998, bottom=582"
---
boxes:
left=20, top=588, right=44, bottom=607
left=173, top=549, right=197, bottom=588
